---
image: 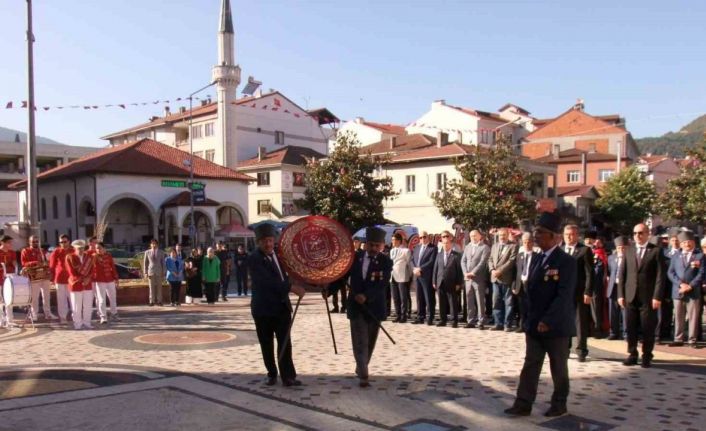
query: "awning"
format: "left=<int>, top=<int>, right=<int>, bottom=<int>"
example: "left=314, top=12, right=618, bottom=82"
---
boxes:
left=215, top=223, right=254, bottom=238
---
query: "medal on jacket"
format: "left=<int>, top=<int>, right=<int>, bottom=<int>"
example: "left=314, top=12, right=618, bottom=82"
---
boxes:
left=544, top=269, right=559, bottom=281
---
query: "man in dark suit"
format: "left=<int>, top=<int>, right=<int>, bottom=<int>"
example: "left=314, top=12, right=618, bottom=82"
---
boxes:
left=606, top=236, right=628, bottom=340
left=328, top=227, right=392, bottom=388
left=512, top=232, right=535, bottom=333
left=411, top=231, right=438, bottom=325
left=433, top=230, right=464, bottom=328
left=666, top=231, right=703, bottom=347
left=488, top=228, right=518, bottom=331
left=561, top=224, right=594, bottom=362
left=505, top=212, right=576, bottom=418
left=618, top=223, right=665, bottom=368
left=248, top=224, right=306, bottom=387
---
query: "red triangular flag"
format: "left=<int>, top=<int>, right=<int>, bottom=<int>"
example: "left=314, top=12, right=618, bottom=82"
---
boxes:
left=118, top=104, right=126, bottom=109
left=262, top=105, right=268, bottom=109
left=5, top=102, right=12, bottom=109
left=294, top=113, right=300, bottom=118
left=21, top=101, right=28, bottom=108
left=274, top=98, right=282, bottom=107
left=43, top=107, right=49, bottom=111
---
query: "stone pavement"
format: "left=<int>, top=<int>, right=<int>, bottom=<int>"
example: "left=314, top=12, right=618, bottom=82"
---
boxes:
left=1, top=294, right=705, bottom=431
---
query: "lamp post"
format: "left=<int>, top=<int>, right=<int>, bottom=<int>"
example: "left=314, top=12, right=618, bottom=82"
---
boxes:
left=187, top=82, right=215, bottom=248
left=26, top=0, right=39, bottom=239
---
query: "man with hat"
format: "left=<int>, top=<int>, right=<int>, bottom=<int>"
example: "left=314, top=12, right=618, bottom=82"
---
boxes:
left=666, top=231, right=703, bottom=348
left=0, top=235, right=17, bottom=327
left=65, top=239, right=96, bottom=330
left=328, top=226, right=392, bottom=387
left=606, top=236, right=628, bottom=340
left=618, top=223, right=665, bottom=368
left=21, top=235, right=56, bottom=320
left=248, top=223, right=306, bottom=387
left=506, top=212, right=576, bottom=418
left=657, top=228, right=680, bottom=343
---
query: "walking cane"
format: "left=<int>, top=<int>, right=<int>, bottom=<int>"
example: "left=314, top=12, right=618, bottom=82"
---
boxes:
left=323, top=287, right=338, bottom=354
left=359, top=302, right=396, bottom=345
left=278, top=295, right=302, bottom=363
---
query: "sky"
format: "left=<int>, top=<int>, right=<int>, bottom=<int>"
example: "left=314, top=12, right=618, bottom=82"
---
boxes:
left=0, top=0, right=705, bottom=148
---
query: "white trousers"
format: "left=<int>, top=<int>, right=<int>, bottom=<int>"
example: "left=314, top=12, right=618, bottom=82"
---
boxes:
left=1, top=304, right=12, bottom=326
left=31, top=279, right=53, bottom=317
left=55, top=283, right=70, bottom=321
left=69, top=290, right=94, bottom=329
left=95, top=282, right=118, bottom=319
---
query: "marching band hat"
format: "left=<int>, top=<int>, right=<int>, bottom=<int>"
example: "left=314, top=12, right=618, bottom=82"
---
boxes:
left=365, top=227, right=386, bottom=244
left=613, top=236, right=628, bottom=247
left=71, top=239, right=86, bottom=248
left=254, top=223, right=278, bottom=240
left=536, top=212, right=562, bottom=233
left=678, top=231, right=695, bottom=242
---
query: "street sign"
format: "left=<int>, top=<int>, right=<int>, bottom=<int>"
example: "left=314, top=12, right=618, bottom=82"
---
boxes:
left=192, top=188, right=206, bottom=204
left=161, top=180, right=187, bottom=188
left=188, top=182, right=205, bottom=190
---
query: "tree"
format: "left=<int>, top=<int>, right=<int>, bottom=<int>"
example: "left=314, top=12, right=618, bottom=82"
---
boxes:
left=433, top=141, right=535, bottom=231
left=296, top=132, right=398, bottom=233
left=657, top=138, right=706, bottom=225
left=595, top=166, right=656, bottom=235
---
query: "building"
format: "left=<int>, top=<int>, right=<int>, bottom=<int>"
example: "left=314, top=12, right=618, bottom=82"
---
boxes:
left=10, top=138, right=253, bottom=249
left=236, top=145, right=326, bottom=223
left=101, top=0, right=336, bottom=169
left=635, top=154, right=681, bottom=193
left=360, top=136, right=555, bottom=233
left=0, top=130, right=97, bottom=226
left=335, top=118, right=406, bottom=148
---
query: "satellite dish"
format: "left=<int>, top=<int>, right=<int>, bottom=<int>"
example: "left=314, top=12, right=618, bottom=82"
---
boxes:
left=242, top=76, right=262, bottom=96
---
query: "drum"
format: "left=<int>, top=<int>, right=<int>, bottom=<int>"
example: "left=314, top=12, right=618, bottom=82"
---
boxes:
left=3, top=274, right=32, bottom=306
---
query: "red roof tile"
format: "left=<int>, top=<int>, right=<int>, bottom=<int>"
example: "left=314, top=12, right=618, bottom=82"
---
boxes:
left=451, top=106, right=506, bottom=123
left=389, top=142, right=478, bottom=162
left=527, top=109, right=626, bottom=140
left=10, top=138, right=253, bottom=187
left=361, top=121, right=406, bottom=135
left=236, top=145, right=326, bottom=169
left=556, top=185, right=597, bottom=198
left=534, top=148, right=628, bottom=164
left=359, top=134, right=435, bottom=155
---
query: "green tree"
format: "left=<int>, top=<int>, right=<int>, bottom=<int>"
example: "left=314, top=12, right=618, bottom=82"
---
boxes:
left=657, top=138, right=706, bottom=225
left=433, top=142, right=535, bottom=231
left=296, top=132, right=397, bottom=233
left=595, top=166, right=656, bottom=235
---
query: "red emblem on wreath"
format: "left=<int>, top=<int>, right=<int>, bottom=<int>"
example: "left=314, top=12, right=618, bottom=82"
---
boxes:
left=278, top=216, right=355, bottom=285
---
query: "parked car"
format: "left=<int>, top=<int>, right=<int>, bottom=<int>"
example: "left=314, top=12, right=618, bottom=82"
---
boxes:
left=353, top=224, right=420, bottom=249
left=115, top=263, right=141, bottom=279
left=107, top=248, right=136, bottom=265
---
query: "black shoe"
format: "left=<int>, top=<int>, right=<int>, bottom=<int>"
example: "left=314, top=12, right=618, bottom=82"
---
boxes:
left=148, top=303, right=155, bottom=307
left=451, top=322, right=458, bottom=328
left=426, top=320, right=434, bottom=326
left=222, top=297, right=228, bottom=302
left=265, top=377, right=277, bottom=386
left=400, top=318, right=407, bottom=323
left=359, top=379, right=370, bottom=388
left=505, top=327, right=514, bottom=332
left=465, top=323, right=476, bottom=329
left=504, top=405, right=531, bottom=416
left=577, top=355, right=587, bottom=363
left=607, top=334, right=620, bottom=340
left=340, top=308, right=346, bottom=314
left=282, top=378, right=302, bottom=387
left=490, top=326, right=504, bottom=331
left=436, top=322, right=447, bottom=327
left=668, top=341, right=684, bottom=347
left=514, top=327, right=524, bottom=333
left=478, top=324, right=486, bottom=330
left=641, top=357, right=652, bottom=368
left=544, top=406, right=567, bottom=417
left=623, top=356, right=638, bottom=366
left=157, top=302, right=163, bottom=307
left=411, top=320, right=423, bottom=325
left=332, top=308, right=340, bottom=313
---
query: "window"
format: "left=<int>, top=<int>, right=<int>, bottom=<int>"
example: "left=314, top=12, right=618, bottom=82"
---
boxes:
left=205, top=149, right=215, bottom=162
left=436, top=173, right=447, bottom=191
left=275, top=131, right=285, bottom=145
left=191, top=125, right=203, bottom=139
left=599, top=169, right=615, bottom=182
left=567, top=170, right=580, bottom=183
left=204, top=122, right=214, bottom=137
left=65, top=194, right=72, bottom=217
left=52, top=196, right=58, bottom=219
left=257, top=200, right=271, bottom=215
left=257, top=172, right=270, bottom=186
left=479, top=130, right=495, bottom=145
left=41, top=198, right=46, bottom=220
left=405, top=175, right=416, bottom=193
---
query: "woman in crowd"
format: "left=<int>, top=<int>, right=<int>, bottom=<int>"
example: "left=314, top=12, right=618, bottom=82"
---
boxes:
left=201, top=247, right=221, bottom=305
left=165, top=248, right=184, bottom=306
left=184, top=248, right=203, bottom=304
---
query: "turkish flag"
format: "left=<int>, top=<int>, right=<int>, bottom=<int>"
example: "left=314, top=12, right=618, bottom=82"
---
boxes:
left=274, top=98, right=282, bottom=107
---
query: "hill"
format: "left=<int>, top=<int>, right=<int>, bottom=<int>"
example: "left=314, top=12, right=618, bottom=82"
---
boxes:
left=636, top=114, right=706, bottom=156
left=0, top=126, right=65, bottom=145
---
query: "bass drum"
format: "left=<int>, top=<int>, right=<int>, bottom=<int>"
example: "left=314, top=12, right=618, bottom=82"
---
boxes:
left=3, top=274, right=32, bottom=306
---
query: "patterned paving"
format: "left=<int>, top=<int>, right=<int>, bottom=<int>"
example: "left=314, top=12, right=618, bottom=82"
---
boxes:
left=0, top=295, right=704, bottom=430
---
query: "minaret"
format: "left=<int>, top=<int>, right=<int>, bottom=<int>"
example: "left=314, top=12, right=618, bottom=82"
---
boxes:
left=212, top=0, right=241, bottom=167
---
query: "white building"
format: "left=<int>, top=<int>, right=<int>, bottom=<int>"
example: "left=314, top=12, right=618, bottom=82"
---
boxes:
left=334, top=118, right=405, bottom=149
left=0, top=130, right=97, bottom=226
left=101, top=0, right=337, bottom=169
left=10, top=138, right=253, bottom=249
left=357, top=136, right=556, bottom=233
left=237, top=145, right=326, bottom=223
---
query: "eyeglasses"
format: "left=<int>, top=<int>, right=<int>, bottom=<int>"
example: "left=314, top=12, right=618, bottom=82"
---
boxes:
left=419, top=235, right=427, bottom=239
left=31, top=241, right=39, bottom=244
left=633, top=231, right=647, bottom=235
left=59, top=241, right=68, bottom=244
left=441, top=235, right=451, bottom=238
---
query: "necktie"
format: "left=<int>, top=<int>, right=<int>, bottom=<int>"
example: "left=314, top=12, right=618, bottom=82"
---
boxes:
left=418, top=245, right=425, bottom=266
left=566, top=246, right=573, bottom=256
left=521, top=252, right=531, bottom=280
left=637, top=247, right=644, bottom=265
left=684, top=252, right=690, bottom=266
left=530, top=253, right=544, bottom=277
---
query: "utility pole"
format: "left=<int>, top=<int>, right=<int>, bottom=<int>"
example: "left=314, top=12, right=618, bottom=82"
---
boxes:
left=187, top=83, right=215, bottom=247
left=26, top=0, right=39, bottom=238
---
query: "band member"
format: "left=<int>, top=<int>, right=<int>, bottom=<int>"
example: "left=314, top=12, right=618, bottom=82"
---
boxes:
left=328, top=227, right=392, bottom=387
left=618, top=223, right=665, bottom=368
left=21, top=235, right=56, bottom=320
left=94, top=243, right=120, bottom=324
left=86, top=236, right=98, bottom=256
left=49, top=234, right=74, bottom=324
left=66, top=240, right=96, bottom=330
left=248, top=224, right=306, bottom=387
left=506, top=212, right=576, bottom=418
left=0, top=235, right=17, bottom=327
